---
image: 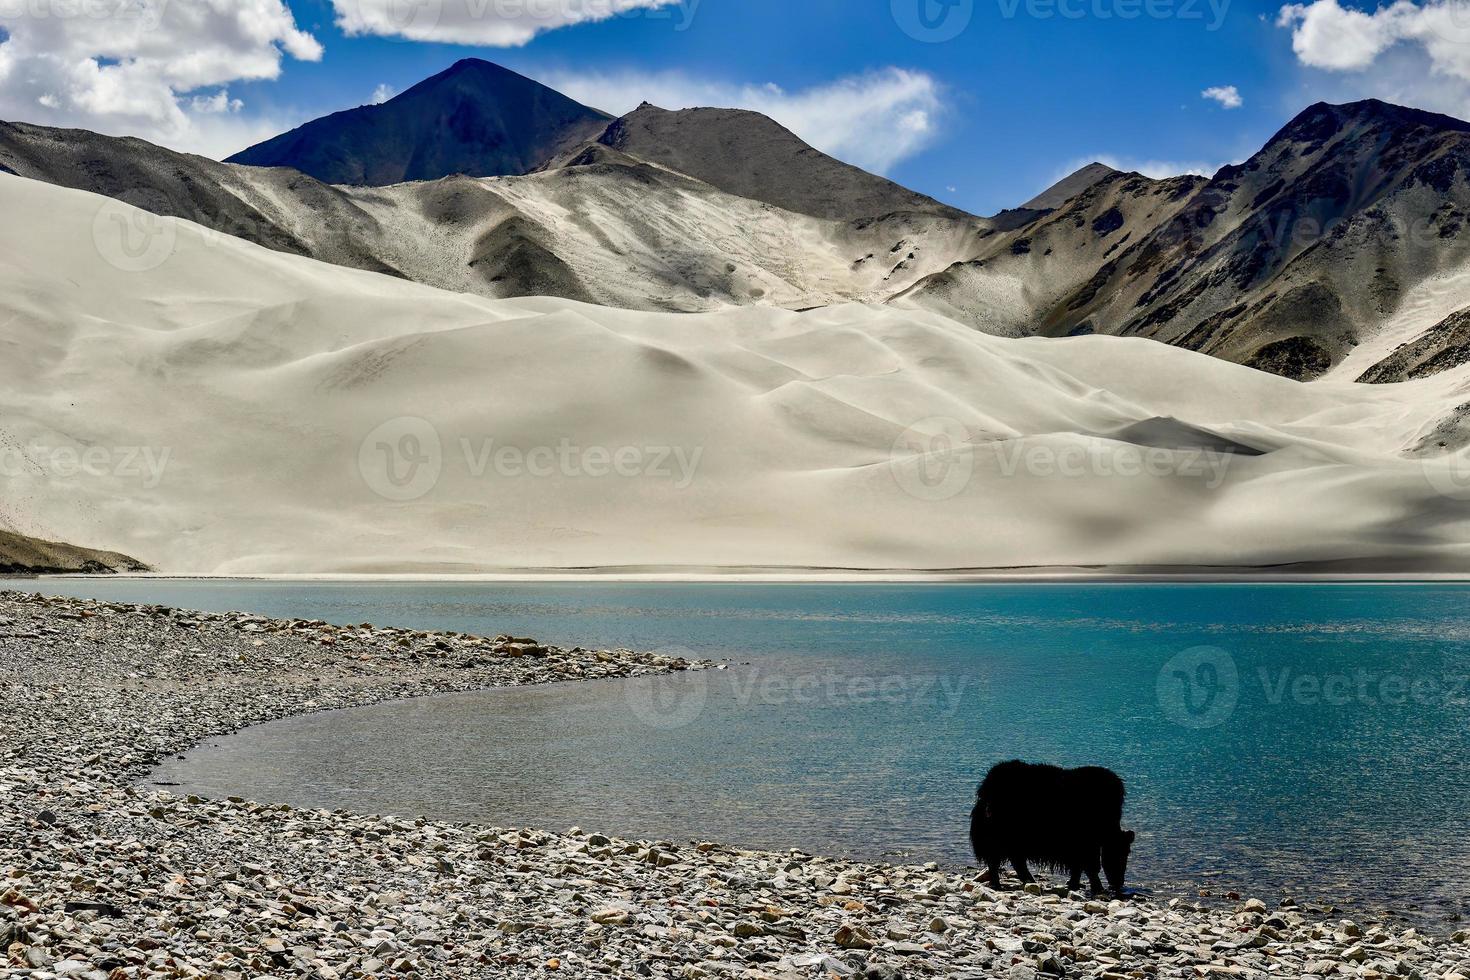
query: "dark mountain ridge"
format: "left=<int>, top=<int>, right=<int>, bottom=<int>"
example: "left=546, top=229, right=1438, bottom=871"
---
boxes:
left=227, top=59, right=613, bottom=185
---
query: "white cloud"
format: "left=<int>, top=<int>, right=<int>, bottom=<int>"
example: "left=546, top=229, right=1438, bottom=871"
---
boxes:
left=332, top=0, right=697, bottom=47
left=1201, top=84, right=1244, bottom=108
left=0, top=0, right=321, bottom=158
left=1277, top=0, right=1470, bottom=114
left=191, top=90, right=245, bottom=115
left=536, top=67, right=945, bottom=174
left=372, top=83, right=397, bottom=104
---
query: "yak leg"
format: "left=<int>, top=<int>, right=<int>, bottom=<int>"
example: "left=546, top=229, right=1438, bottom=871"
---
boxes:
left=1009, top=855, right=1035, bottom=884
left=1066, top=865, right=1083, bottom=891
left=1085, top=851, right=1105, bottom=894
left=982, top=855, right=1004, bottom=888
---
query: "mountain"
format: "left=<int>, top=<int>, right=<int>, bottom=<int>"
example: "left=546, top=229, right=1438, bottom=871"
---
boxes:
left=7, top=173, right=1470, bottom=573
left=560, top=102, right=968, bottom=221
left=895, top=168, right=1209, bottom=336
left=902, top=99, right=1470, bottom=379
left=0, top=117, right=987, bottom=312
left=227, top=59, right=613, bottom=185
left=0, top=120, right=343, bottom=259
left=0, top=529, right=147, bottom=574
left=10, top=72, right=1470, bottom=383
left=1021, top=162, right=1117, bottom=210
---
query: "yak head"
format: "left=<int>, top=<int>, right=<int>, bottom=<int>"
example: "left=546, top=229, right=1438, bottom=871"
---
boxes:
left=1102, top=829, right=1136, bottom=895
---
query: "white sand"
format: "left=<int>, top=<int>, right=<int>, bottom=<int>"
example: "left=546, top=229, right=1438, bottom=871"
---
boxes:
left=1326, top=263, right=1470, bottom=381
left=3, top=173, right=1469, bottom=574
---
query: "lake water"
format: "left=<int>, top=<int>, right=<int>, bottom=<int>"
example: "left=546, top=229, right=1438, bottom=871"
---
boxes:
left=13, top=578, right=1470, bottom=923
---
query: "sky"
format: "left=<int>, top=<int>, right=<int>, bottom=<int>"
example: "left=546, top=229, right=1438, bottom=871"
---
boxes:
left=0, top=0, right=1466, bottom=214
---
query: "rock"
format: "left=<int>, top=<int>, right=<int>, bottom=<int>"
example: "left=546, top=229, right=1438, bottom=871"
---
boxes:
left=864, top=968, right=903, bottom=980
left=1037, top=953, right=1066, bottom=976
left=62, top=900, right=124, bottom=918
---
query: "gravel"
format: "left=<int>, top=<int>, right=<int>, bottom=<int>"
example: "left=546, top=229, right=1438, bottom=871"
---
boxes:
left=4, top=588, right=1469, bottom=979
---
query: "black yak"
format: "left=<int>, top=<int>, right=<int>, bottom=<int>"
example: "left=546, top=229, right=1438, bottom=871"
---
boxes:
left=969, top=760, right=1135, bottom=895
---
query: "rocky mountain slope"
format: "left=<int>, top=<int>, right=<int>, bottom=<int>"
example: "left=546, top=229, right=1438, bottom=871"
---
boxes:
left=227, top=60, right=613, bottom=185
left=7, top=63, right=1470, bottom=382
left=903, top=100, right=1470, bottom=379
left=0, top=529, right=147, bottom=574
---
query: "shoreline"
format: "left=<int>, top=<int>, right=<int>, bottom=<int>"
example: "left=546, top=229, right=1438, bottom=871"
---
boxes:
left=4, top=589, right=1470, bottom=979
left=12, top=566, right=1470, bottom=584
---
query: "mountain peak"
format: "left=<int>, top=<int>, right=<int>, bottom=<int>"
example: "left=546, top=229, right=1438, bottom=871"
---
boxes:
left=1265, top=98, right=1470, bottom=153
left=590, top=103, right=968, bottom=221
left=227, top=60, right=612, bottom=185
left=1019, top=161, right=1118, bottom=211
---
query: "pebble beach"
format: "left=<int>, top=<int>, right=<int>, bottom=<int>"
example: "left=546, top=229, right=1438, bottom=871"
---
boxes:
left=4, top=588, right=1470, bottom=980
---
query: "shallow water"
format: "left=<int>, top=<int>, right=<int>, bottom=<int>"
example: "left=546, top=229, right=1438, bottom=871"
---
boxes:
left=15, top=579, right=1470, bottom=923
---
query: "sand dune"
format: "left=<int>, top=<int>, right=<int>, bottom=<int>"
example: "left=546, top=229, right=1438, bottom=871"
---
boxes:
left=2, top=173, right=1469, bottom=573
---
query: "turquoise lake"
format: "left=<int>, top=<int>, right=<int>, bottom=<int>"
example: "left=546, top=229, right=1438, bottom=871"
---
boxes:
left=13, top=579, right=1470, bottom=924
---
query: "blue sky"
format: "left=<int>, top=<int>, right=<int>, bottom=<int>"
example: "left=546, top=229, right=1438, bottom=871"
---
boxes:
left=1, top=0, right=1465, bottom=214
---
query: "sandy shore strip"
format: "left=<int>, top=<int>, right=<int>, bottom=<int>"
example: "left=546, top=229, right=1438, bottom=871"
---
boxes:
left=3, top=590, right=1470, bottom=979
